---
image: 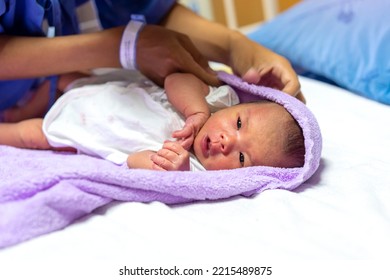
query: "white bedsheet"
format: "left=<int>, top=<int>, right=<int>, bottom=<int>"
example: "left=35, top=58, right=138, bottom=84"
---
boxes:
left=1, top=77, right=390, bottom=279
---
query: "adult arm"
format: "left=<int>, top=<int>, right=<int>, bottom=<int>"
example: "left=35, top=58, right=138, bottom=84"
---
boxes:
left=0, top=28, right=124, bottom=79
left=160, top=4, right=303, bottom=99
left=0, top=23, right=220, bottom=87
left=135, top=25, right=220, bottom=86
left=0, top=3, right=220, bottom=87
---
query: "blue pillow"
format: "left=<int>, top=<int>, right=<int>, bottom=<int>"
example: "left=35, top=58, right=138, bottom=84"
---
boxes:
left=247, top=0, right=390, bottom=104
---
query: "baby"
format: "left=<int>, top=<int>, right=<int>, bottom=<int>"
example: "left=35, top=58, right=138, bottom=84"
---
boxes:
left=0, top=71, right=305, bottom=171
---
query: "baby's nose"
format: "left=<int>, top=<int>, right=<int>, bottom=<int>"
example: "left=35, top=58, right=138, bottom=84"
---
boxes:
left=219, top=133, right=235, bottom=154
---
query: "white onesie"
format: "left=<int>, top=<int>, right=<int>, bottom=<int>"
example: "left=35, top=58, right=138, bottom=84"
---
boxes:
left=43, top=72, right=239, bottom=171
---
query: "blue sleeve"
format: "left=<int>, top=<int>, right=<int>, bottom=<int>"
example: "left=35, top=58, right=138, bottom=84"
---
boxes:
left=0, top=0, right=43, bottom=110
left=0, top=0, right=48, bottom=36
left=94, top=0, right=177, bottom=28
left=0, top=79, right=39, bottom=111
left=0, top=1, right=5, bottom=32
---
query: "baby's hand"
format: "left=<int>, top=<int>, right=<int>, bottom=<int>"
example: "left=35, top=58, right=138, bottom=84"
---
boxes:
left=172, top=112, right=209, bottom=150
left=151, top=141, right=190, bottom=171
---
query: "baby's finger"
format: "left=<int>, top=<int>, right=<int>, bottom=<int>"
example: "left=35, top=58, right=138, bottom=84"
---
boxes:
left=172, top=125, right=192, bottom=139
left=180, top=138, right=193, bottom=151
left=151, top=153, right=170, bottom=169
left=157, top=148, right=179, bottom=162
left=153, top=152, right=179, bottom=170
left=162, top=141, right=185, bottom=154
left=151, top=162, right=166, bottom=171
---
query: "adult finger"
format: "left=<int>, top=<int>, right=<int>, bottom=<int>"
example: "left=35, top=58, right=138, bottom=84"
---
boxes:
left=178, top=37, right=221, bottom=86
left=179, top=36, right=212, bottom=72
left=180, top=52, right=220, bottom=86
left=242, top=67, right=261, bottom=84
left=268, top=64, right=301, bottom=96
left=243, top=66, right=281, bottom=89
left=295, top=90, right=306, bottom=104
left=281, top=78, right=301, bottom=97
left=249, top=66, right=301, bottom=97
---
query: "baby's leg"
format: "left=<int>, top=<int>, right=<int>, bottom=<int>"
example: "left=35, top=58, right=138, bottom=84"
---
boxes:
left=0, top=119, right=50, bottom=149
left=0, top=119, right=75, bottom=152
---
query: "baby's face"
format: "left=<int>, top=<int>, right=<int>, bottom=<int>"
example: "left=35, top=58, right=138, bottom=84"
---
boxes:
left=193, top=102, right=289, bottom=170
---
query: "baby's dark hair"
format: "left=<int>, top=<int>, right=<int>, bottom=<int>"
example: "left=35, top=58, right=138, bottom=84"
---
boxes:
left=280, top=114, right=305, bottom=168
left=253, top=100, right=305, bottom=168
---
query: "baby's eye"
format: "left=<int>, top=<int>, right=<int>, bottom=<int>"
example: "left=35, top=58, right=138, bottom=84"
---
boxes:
left=237, top=116, right=242, bottom=129
left=239, top=152, right=245, bottom=167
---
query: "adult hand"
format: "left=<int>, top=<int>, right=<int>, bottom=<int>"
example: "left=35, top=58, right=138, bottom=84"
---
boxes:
left=229, top=35, right=305, bottom=102
left=243, top=67, right=306, bottom=103
left=135, top=25, right=220, bottom=87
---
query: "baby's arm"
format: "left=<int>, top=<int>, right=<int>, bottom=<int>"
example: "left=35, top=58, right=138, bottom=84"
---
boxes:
left=164, top=73, right=211, bottom=150
left=126, top=150, right=156, bottom=169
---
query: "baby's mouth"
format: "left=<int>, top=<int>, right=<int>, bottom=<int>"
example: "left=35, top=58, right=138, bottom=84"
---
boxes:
left=201, top=135, right=211, bottom=157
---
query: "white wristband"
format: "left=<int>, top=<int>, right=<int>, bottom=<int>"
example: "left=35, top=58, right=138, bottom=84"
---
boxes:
left=120, top=20, right=145, bottom=70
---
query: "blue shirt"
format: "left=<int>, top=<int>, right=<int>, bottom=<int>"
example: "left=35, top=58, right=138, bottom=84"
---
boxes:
left=0, top=0, right=176, bottom=110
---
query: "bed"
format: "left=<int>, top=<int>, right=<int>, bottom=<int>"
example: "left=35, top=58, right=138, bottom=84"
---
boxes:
left=1, top=0, right=390, bottom=279
left=1, top=75, right=389, bottom=279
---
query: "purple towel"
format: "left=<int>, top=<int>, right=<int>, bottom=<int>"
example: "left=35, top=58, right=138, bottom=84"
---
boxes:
left=0, top=72, right=322, bottom=248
